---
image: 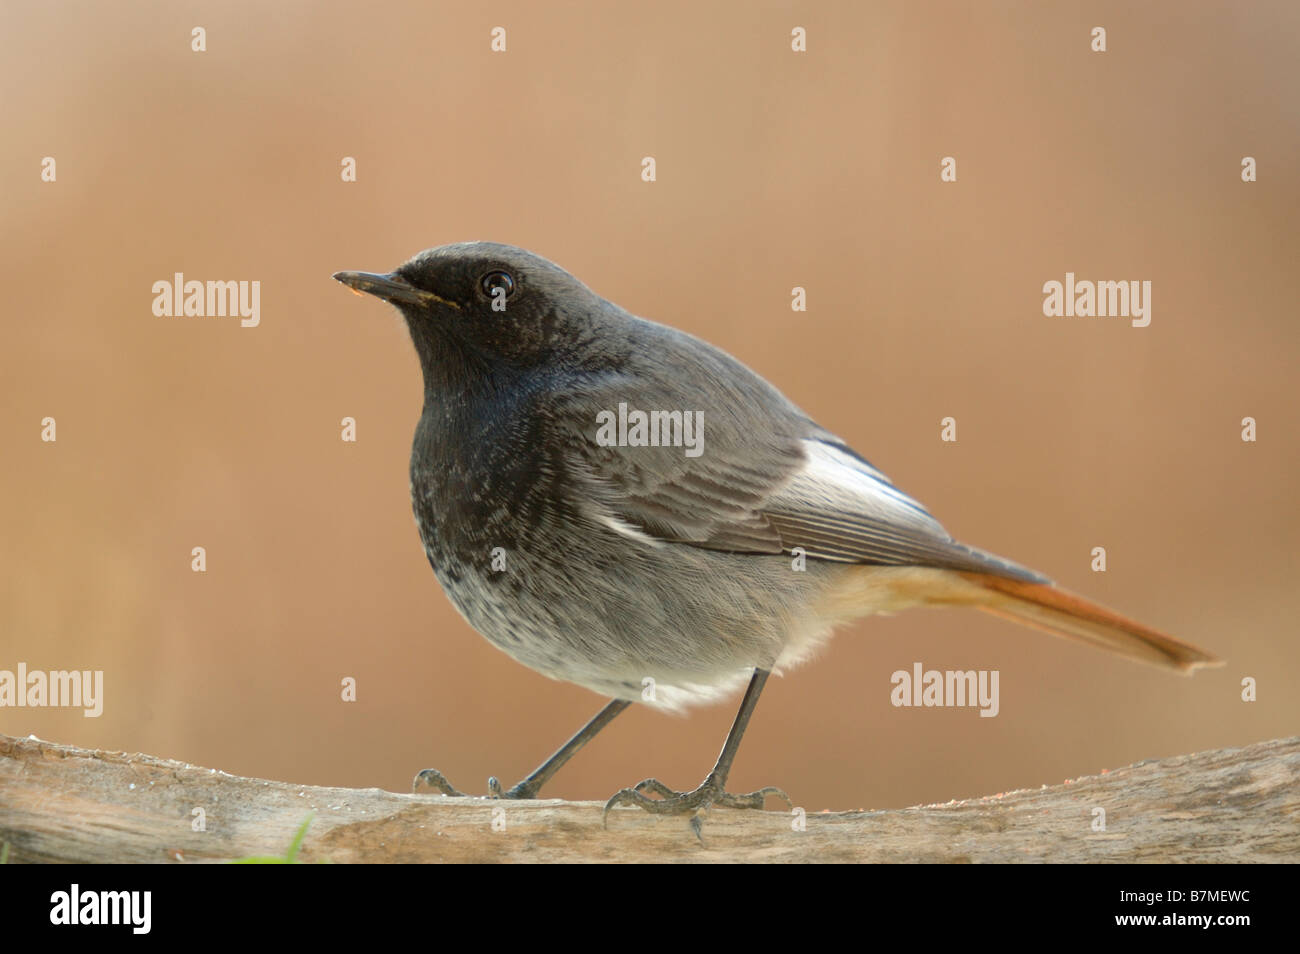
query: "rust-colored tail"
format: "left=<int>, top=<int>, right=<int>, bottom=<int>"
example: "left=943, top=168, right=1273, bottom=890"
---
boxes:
left=957, top=572, right=1222, bottom=674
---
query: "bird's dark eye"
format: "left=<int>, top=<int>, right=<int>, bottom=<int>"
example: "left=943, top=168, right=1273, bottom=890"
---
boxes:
left=480, top=270, right=516, bottom=299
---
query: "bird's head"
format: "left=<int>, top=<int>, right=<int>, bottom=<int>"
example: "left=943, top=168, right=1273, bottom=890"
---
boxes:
left=334, top=243, right=612, bottom=389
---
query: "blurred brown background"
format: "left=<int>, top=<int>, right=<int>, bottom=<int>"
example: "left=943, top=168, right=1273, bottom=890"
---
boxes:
left=2, top=1, right=1297, bottom=813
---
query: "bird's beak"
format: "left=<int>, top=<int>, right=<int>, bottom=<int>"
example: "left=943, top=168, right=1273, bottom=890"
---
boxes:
left=332, top=270, right=458, bottom=309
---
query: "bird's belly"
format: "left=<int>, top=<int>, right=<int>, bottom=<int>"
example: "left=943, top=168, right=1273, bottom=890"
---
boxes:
left=411, top=494, right=843, bottom=710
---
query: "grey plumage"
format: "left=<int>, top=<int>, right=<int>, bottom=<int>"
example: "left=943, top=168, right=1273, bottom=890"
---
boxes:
left=339, top=242, right=1064, bottom=712
left=335, top=242, right=1219, bottom=817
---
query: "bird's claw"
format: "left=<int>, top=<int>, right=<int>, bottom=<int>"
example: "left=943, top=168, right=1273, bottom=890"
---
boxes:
left=413, top=768, right=467, bottom=797
left=413, top=768, right=538, bottom=799
left=602, top=775, right=791, bottom=840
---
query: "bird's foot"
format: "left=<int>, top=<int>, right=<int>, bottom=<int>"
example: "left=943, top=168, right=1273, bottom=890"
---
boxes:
left=413, top=768, right=540, bottom=799
left=603, top=775, right=790, bottom=841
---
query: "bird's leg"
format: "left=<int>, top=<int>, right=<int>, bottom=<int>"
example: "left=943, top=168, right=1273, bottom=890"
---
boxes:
left=413, top=698, right=631, bottom=799
left=603, top=669, right=790, bottom=839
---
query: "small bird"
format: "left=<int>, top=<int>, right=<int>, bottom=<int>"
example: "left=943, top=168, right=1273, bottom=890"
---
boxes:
left=334, top=243, right=1221, bottom=830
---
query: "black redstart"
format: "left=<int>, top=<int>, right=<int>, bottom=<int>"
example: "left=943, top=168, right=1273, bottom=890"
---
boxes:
left=334, top=242, right=1220, bottom=830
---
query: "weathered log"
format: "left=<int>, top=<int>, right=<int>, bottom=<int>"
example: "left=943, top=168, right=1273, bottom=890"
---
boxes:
left=0, top=733, right=1294, bottom=863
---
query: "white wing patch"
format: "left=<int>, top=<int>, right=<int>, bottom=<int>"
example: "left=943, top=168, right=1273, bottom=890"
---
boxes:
left=789, top=440, right=948, bottom=536
left=597, top=511, right=667, bottom=547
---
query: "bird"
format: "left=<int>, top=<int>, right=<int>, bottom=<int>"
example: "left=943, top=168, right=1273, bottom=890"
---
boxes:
left=333, top=242, right=1221, bottom=832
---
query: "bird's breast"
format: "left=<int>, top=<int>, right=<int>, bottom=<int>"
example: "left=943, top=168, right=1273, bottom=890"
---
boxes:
left=408, top=397, right=568, bottom=580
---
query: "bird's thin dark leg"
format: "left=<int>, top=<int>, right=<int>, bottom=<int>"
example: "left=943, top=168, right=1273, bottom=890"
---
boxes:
left=495, top=698, right=632, bottom=798
left=414, top=698, right=631, bottom=799
left=706, top=668, right=769, bottom=790
left=603, top=669, right=790, bottom=838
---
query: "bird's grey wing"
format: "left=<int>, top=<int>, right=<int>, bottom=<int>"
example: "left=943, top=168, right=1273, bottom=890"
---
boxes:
left=546, top=373, right=1045, bottom=582
left=763, top=434, right=1047, bottom=581
left=544, top=369, right=802, bottom=553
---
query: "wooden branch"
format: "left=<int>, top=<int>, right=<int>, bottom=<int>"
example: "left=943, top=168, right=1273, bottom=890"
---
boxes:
left=1, top=733, right=1295, bottom=863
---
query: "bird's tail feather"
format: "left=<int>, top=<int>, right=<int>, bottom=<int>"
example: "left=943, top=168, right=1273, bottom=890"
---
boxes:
left=955, top=571, right=1222, bottom=674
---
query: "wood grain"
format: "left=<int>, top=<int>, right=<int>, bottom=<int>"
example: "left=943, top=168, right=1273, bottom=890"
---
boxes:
left=1, top=733, right=1295, bottom=863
